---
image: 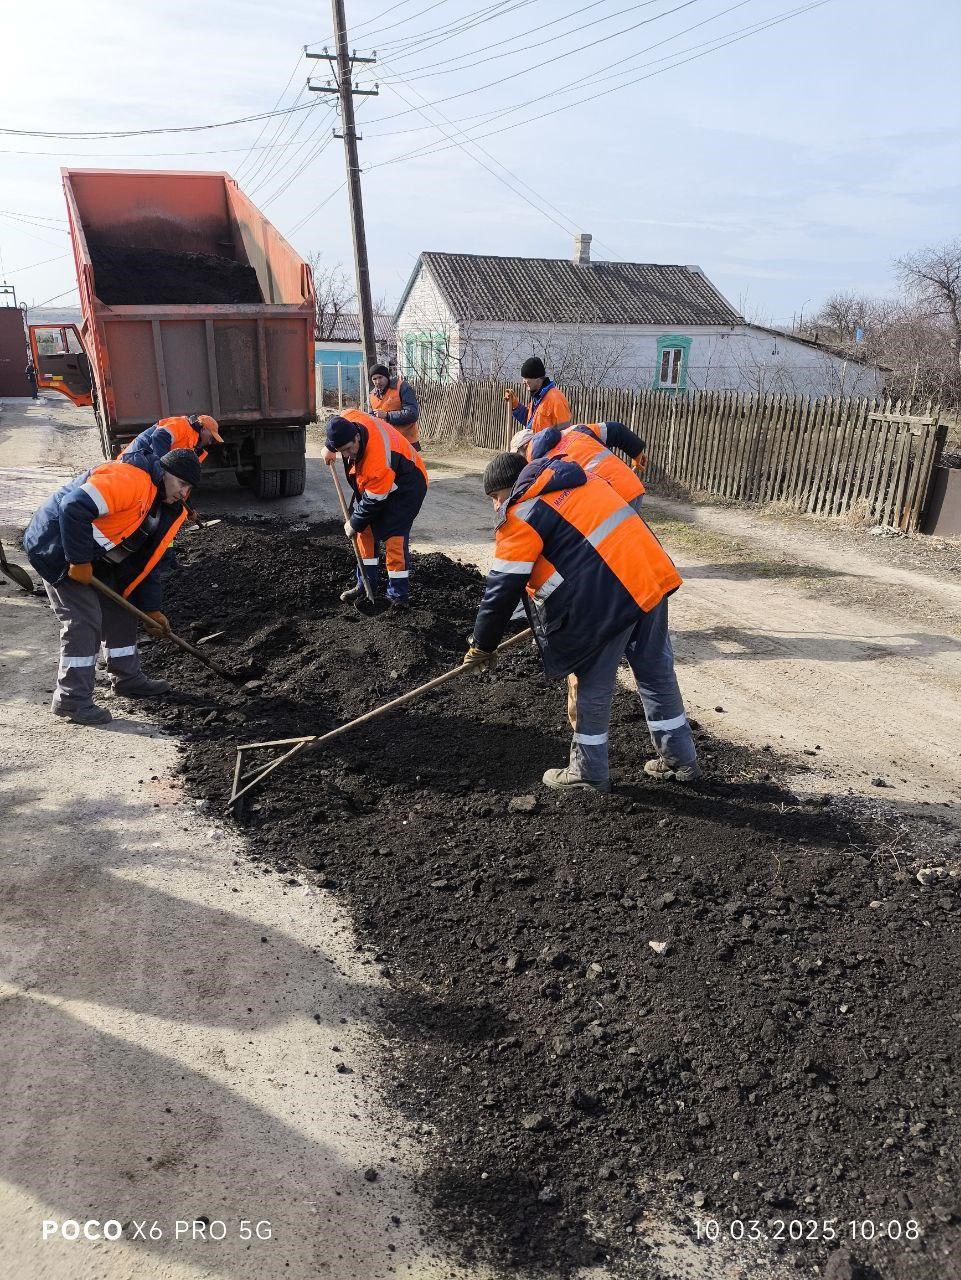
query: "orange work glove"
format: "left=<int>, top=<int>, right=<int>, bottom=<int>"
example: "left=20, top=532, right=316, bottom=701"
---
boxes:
left=632, top=452, right=648, bottom=474
left=144, top=610, right=171, bottom=637
left=503, top=390, right=519, bottom=409
left=67, top=562, right=93, bottom=585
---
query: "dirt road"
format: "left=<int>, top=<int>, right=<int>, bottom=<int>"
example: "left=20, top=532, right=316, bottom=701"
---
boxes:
left=2, top=398, right=958, bottom=1280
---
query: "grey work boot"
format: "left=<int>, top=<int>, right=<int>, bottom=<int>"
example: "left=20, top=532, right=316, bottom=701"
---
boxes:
left=112, top=675, right=172, bottom=698
left=542, top=767, right=611, bottom=794
left=53, top=702, right=112, bottom=726
left=339, top=584, right=364, bottom=603
left=643, top=756, right=702, bottom=784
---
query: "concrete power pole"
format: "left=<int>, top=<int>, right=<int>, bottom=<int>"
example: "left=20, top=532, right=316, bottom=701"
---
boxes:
left=308, top=1, right=379, bottom=376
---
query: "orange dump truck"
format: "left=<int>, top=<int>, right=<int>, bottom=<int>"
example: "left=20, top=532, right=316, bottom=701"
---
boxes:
left=30, top=168, right=316, bottom=497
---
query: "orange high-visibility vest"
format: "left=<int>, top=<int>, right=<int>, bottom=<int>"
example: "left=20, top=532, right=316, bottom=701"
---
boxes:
left=533, top=424, right=645, bottom=503
left=525, top=385, right=572, bottom=434
left=343, top=408, right=427, bottom=496
left=496, top=466, right=678, bottom=615
left=370, top=381, right=419, bottom=446
left=79, top=461, right=186, bottom=599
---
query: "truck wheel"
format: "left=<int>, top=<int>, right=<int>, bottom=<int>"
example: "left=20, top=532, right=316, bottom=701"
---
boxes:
left=253, top=467, right=283, bottom=499
left=280, top=463, right=307, bottom=497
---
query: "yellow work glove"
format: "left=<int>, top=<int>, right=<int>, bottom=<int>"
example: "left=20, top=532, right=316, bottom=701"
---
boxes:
left=144, top=610, right=171, bottom=637
left=67, top=562, right=94, bottom=585
left=462, top=646, right=497, bottom=672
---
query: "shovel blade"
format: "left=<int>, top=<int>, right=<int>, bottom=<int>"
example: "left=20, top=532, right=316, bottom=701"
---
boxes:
left=1, top=561, right=36, bottom=594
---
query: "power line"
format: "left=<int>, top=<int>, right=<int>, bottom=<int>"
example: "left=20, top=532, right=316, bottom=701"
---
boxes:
left=357, top=0, right=707, bottom=127
left=242, top=86, right=315, bottom=187
left=234, top=50, right=306, bottom=179
left=244, top=93, right=326, bottom=191
left=0, top=208, right=68, bottom=225
left=0, top=101, right=318, bottom=140
left=367, top=0, right=756, bottom=139
left=377, top=54, right=621, bottom=255
left=30, top=285, right=79, bottom=308
left=1, top=251, right=70, bottom=276
left=0, top=212, right=68, bottom=249
left=257, top=113, right=339, bottom=207
left=375, top=0, right=540, bottom=58
left=371, top=1, right=833, bottom=167
left=285, top=181, right=347, bottom=238
left=383, top=0, right=655, bottom=78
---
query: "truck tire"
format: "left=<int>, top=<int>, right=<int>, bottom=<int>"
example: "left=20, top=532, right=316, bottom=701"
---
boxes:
left=280, top=463, right=307, bottom=497
left=253, top=467, right=283, bottom=499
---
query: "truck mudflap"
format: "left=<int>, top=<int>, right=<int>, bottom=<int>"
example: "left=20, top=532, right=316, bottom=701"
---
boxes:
left=253, top=426, right=306, bottom=471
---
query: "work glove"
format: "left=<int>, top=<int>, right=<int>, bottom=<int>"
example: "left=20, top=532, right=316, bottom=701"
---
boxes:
left=632, top=452, right=648, bottom=474
left=67, top=562, right=93, bottom=585
left=343, top=519, right=357, bottom=540
left=503, top=390, right=519, bottom=409
left=322, top=447, right=338, bottom=465
left=144, top=610, right=171, bottom=637
left=462, top=646, right=497, bottom=673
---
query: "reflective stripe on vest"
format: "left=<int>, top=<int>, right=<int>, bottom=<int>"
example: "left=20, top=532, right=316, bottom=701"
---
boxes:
left=83, top=463, right=158, bottom=552
left=549, top=427, right=644, bottom=503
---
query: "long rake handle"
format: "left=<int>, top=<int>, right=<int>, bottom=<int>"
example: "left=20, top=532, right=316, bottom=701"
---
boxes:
left=327, top=463, right=376, bottom=604
left=227, top=627, right=533, bottom=810
left=89, top=576, right=235, bottom=680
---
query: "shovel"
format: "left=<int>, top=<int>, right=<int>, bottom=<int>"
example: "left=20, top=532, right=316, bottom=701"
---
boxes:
left=326, top=463, right=377, bottom=614
left=89, top=576, right=245, bottom=684
left=0, top=538, right=36, bottom=594
left=226, top=627, right=533, bottom=811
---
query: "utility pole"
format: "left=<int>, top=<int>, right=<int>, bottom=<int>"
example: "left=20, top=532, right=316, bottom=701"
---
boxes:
left=308, top=3, right=379, bottom=376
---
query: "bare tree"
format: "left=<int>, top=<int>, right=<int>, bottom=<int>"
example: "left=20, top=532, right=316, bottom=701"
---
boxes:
left=896, top=239, right=961, bottom=377
left=306, top=254, right=355, bottom=341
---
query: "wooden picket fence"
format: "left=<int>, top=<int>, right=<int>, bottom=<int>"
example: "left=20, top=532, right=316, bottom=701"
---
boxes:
left=410, top=379, right=946, bottom=532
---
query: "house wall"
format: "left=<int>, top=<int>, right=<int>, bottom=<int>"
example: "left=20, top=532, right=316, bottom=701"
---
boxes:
left=394, top=265, right=460, bottom=379
left=395, top=265, right=885, bottom=398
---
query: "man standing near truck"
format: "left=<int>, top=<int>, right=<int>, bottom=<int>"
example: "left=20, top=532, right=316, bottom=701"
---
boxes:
left=368, top=364, right=421, bottom=451
left=121, top=413, right=223, bottom=464
left=23, top=448, right=201, bottom=726
left=323, top=409, right=428, bottom=610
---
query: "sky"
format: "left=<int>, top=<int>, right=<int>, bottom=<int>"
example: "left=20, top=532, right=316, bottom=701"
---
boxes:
left=3, top=0, right=959, bottom=324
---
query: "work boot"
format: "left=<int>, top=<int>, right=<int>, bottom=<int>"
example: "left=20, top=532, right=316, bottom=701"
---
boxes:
left=542, top=767, right=610, bottom=794
left=643, top=756, right=702, bottom=784
left=388, top=597, right=410, bottom=613
left=112, top=675, right=172, bottom=698
left=53, top=703, right=112, bottom=727
left=340, top=585, right=363, bottom=603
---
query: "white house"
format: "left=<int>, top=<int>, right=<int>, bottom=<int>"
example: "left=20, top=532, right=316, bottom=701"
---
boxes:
left=393, top=236, right=887, bottom=399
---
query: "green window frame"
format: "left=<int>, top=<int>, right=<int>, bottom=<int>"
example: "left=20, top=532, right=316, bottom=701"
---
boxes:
left=403, top=330, right=449, bottom=382
left=653, top=334, right=692, bottom=391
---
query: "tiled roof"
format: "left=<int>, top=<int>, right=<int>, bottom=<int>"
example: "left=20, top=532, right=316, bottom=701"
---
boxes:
left=319, top=311, right=394, bottom=344
left=403, top=252, right=744, bottom=327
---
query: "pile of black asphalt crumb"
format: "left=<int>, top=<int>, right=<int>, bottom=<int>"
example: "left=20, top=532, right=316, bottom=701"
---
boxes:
left=141, top=517, right=961, bottom=1280
left=89, top=242, right=262, bottom=305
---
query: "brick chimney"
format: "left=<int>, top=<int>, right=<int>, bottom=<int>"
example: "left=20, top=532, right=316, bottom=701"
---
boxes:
left=573, top=233, right=592, bottom=265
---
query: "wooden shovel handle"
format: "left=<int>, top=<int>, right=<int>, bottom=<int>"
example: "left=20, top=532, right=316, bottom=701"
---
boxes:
left=89, top=576, right=235, bottom=680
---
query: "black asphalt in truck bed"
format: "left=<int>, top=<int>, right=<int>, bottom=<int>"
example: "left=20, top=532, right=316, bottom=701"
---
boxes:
left=89, top=242, right=262, bottom=305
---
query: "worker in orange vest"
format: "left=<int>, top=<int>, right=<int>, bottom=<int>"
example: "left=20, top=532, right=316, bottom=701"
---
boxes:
left=504, top=356, right=572, bottom=434
left=23, top=449, right=201, bottom=726
left=122, top=414, right=223, bottom=464
left=368, top=364, right=421, bottom=450
left=512, top=420, right=647, bottom=512
left=323, top=409, right=428, bottom=609
left=463, top=451, right=700, bottom=789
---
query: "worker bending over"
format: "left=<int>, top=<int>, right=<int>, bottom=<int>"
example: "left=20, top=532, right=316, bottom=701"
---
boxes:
left=23, top=449, right=202, bottom=726
left=512, top=420, right=647, bottom=512
left=369, top=365, right=421, bottom=451
left=504, top=356, right=572, bottom=434
left=122, top=414, right=222, bottom=464
left=464, top=451, right=700, bottom=790
left=323, top=409, right=428, bottom=610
